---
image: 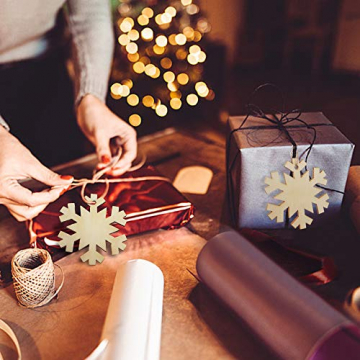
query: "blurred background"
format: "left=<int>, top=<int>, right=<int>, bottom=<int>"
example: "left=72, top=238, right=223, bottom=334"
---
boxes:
left=108, top=0, right=360, bottom=164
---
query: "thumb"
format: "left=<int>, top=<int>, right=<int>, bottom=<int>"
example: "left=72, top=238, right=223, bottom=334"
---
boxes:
left=28, top=160, right=73, bottom=186
left=95, top=134, right=112, bottom=166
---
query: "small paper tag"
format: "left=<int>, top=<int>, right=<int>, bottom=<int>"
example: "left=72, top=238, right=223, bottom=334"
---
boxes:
left=173, top=166, right=213, bottom=195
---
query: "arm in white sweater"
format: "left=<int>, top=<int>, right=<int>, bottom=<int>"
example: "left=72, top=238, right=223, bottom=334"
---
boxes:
left=67, top=0, right=115, bottom=106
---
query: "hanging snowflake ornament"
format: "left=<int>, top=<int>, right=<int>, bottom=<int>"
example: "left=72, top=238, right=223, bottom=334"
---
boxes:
left=264, top=157, right=329, bottom=229
left=57, top=194, right=127, bottom=265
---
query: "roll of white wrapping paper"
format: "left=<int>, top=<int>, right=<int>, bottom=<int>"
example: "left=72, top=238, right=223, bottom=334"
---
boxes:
left=91, top=259, right=164, bottom=360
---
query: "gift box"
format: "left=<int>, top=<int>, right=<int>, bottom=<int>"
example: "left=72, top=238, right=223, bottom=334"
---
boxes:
left=227, top=112, right=354, bottom=229
left=31, top=166, right=195, bottom=256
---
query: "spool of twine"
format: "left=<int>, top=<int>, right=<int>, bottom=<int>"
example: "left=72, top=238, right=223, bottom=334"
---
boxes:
left=11, top=248, right=63, bottom=309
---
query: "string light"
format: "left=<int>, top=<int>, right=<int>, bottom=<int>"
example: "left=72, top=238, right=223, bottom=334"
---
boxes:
left=128, top=29, right=139, bottom=41
left=181, top=0, right=192, bottom=5
left=139, top=56, right=150, bottom=65
left=122, top=79, right=133, bottom=89
left=189, top=45, right=201, bottom=54
left=186, top=4, right=199, bottom=15
left=142, top=95, right=155, bottom=107
left=127, top=94, right=139, bottom=106
left=110, top=83, right=122, bottom=99
left=187, top=53, right=198, bottom=65
left=163, top=71, right=175, bottom=83
left=186, top=94, right=198, bottom=106
left=145, top=64, right=157, bottom=76
left=156, top=35, right=168, bottom=47
left=160, top=13, right=172, bottom=24
left=183, top=27, right=195, bottom=40
left=133, top=61, right=145, bottom=73
left=151, top=67, right=161, bottom=78
left=137, top=15, right=149, bottom=26
left=167, top=82, right=178, bottom=91
left=141, top=27, right=154, bottom=41
left=153, top=45, right=165, bottom=55
left=155, top=104, right=168, bottom=117
left=120, top=17, right=134, bottom=33
left=198, top=51, right=206, bottom=62
left=175, top=33, right=187, bottom=45
left=120, top=85, right=130, bottom=97
left=126, top=42, right=138, bottom=54
left=195, top=82, right=209, bottom=97
left=194, top=31, right=202, bottom=42
left=170, top=98, right=182, bottom=110
left=170, top=91, right=182, bottom=99
left=176, top=49, right=187, bottom=60
left=155, top=14, right=163, bottom=25
left=165, top=6, right=177, bottom=17
left=129, top=114, right=141, bottom=127
left=118, top=34, right=130, bottom=46
left=168, top=34, right=177, bottom=45
left=142, top=7, right=154, bottom=18
left=160, top=58, right=172, bottom=69
left=127, top=53, right=139, bottom=62
left=177, top=73, right=189, bottom=85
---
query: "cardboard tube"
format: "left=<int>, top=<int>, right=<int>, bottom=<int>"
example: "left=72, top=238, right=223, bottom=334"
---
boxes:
left=90, top=260, right=164, bottom=360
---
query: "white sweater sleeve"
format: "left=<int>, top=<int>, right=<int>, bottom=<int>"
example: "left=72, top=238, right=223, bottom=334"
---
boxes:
left=66, top=0, right=115, bottom=106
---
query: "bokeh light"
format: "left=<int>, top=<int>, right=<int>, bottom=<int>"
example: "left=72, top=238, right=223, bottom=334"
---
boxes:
left=155, top=104, right=168, bottom=117
left=160, top=58, right=172, bottom=69
left=177, top=73, right=189, bottom=85
left=186, top=93, right=199, bottom=106
left=156, top=35, right=168, bottom=47
left=142, top=95, right=155, bottom=107
left=175, top=33, right=187, bottom=45
left=127, top=94, right=140, bottom=106
left=141, top=27, right=154, bottom=41
left=163, top=71, right=175, bottom=83
left=119, top=17, right=134, bottom=33
left=170, top=98, right=182, bottom=110
left=129, top=114, right=141, bottom=127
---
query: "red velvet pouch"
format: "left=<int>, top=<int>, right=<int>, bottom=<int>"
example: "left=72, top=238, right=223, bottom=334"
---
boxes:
left=31, top=166, right=194, bottom=257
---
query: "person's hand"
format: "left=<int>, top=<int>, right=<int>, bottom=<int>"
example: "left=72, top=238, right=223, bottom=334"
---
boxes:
left=77, top=94, right=137, bottom=176
left=0, top=127, right=73, bottom=221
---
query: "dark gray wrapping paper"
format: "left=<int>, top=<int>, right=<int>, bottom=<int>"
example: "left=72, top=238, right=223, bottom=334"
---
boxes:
left=196, top=231, right=354, bottom=360
left=228, top=112, right=354, bottom=229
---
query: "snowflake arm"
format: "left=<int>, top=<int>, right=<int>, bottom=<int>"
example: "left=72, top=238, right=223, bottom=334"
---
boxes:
left=265, top=172, right=286, bottom=194
left=267, top=202, right=288, bottom=223
left=313, top=193, right=329, bottom=214
left=310, top=168, right=327, bottom=186
left=58, top=231, right=80, bottom=252
left=57, top=194, right=128, bottom=265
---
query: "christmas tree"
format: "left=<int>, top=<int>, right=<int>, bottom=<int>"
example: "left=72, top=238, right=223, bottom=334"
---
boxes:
left=110, top=0, right=214, bottom=127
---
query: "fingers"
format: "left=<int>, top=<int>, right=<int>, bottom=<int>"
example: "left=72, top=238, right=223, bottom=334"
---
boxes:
left=95, top=132, right=112, bottom=168
left=6, top=203, right=48, bottom=222
left=4, top=180, right=67, bottom=208
left=107, top=130, right=137, bottom=175
left=27, top=159, right=73, bottom=187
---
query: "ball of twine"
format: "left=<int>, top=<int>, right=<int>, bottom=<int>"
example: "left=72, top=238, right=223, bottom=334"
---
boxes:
left=11, top=248, right=62, bottom=308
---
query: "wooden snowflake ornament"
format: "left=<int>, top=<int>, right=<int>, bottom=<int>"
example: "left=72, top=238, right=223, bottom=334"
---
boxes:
left=58, top=194, right=127, bottom=265
left=265, top=157, right=329, bottom=229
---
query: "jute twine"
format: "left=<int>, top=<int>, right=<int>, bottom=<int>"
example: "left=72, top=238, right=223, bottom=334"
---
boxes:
left=11, top=248, right=64, bottom=309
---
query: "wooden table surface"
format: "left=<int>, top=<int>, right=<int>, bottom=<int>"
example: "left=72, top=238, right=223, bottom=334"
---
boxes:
left=0, top=128, right=359, bottom=360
